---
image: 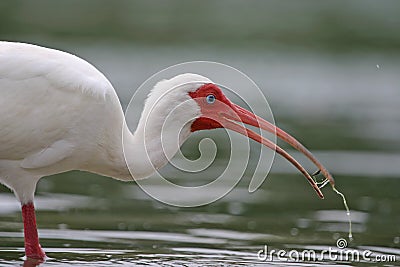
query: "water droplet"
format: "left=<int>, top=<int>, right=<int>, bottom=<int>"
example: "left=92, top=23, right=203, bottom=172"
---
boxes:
left=394, top=236, right=400, bottom=244
left=290, top=228, right=299, bottom=236
left=297, top=218, right=310, bottom=229
left=227, top=202, right=244, bottom=215
left=376, top=64, right=380, bottom=69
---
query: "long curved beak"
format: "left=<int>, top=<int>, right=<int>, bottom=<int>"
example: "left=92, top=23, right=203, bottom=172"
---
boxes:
left=220, top=103, right=335, bottom=199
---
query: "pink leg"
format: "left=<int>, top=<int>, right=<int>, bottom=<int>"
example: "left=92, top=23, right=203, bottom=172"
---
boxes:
left=22, top=203, right=46, bottom=260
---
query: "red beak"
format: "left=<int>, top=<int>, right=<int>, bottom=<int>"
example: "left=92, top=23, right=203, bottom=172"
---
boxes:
left=218, top=103, right=335, bottom=199
left=190, top=84, right=334, bottom=199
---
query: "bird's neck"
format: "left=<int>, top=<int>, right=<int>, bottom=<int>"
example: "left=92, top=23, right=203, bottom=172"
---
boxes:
left=84, top=87, right=199, bottom=181
left=86, top=119, right=192, bottom=181
left=124, top=119, right=193, bottom=180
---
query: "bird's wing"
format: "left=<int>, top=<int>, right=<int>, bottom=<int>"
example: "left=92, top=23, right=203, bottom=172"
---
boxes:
left=0, top=42, right=112, bottom=99
left=0, top=42, right=114, bottom=168
left=20, top=140, right=75, bottom=169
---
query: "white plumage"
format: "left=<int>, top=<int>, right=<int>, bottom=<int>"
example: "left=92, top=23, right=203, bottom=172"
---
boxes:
left=1, top=42, right=124, bottom=204
left=0, top=41, right=209, bottom=204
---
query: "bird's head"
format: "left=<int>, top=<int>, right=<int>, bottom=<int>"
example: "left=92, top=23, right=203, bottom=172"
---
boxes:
left=131, top=73, right=333, bottom=197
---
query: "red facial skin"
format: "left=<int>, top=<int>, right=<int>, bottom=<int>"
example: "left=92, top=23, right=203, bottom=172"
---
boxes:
left=188, top=83, right=335, bottom=199
left=189, top=83, right=232, bottom=131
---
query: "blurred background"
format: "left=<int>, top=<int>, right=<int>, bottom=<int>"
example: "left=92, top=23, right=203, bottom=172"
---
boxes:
left=0, top=0, right=399, bottom=266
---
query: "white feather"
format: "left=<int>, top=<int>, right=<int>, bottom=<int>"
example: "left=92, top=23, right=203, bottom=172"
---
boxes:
left=20, top=140, right=75, bottom=169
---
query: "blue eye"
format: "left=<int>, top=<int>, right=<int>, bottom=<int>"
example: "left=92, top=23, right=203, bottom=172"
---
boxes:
left=206, top=94, right=216, bottom=104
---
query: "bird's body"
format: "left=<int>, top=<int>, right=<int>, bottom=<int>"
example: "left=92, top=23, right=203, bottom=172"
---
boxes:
left=0, top=42, right=131, bottom=204
left=0, top=41, right=334, bottom=261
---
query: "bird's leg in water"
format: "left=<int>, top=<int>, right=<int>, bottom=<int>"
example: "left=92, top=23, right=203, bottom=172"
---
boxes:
left=22, top=203, right=46, bottom=260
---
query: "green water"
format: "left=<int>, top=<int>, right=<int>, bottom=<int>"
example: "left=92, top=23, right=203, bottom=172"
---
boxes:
left=0, top=44, right=399, bottom=266
left=1, top=173, right=399, bottom=266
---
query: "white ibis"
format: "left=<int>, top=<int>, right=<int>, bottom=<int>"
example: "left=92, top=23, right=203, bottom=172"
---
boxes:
left=0, top=41, right=334, bottom=260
